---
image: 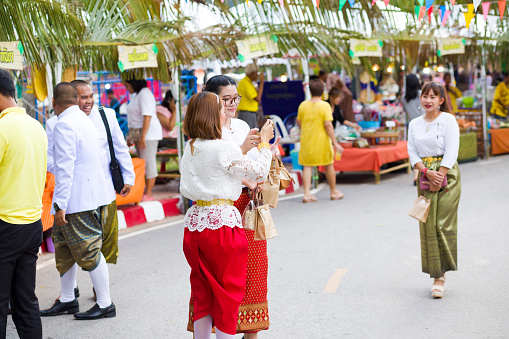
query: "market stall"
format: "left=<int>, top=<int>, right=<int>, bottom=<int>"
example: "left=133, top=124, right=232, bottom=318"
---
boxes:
left=319, top=141, right=411, bottom=184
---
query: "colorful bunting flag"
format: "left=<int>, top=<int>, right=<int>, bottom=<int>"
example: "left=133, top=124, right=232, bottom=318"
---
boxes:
left=439, top=5, right=446, bottom=21
left=425, top=0, right=434, bottom=11
left=428, top=5, right=434, bottom=21
left=316, top=0, right=319, bottom=8
left=418, top=6, right=426, bottom=21
left=383, top=0, right=390, bottom=6
left=467, top=4, right=474, bottom=13
left=415, top=5, right=420, bottom=16
left=441, top=10, right=451, bottom=26
left=452, top=4, right=462, bottom=19
left=418, top=0, right=424, bottom=5
left=473, top=0, right=482, bottom=11
left=348, top=0, right=355, bottom=6
left=372, top=0, right=376, bottom=5
left=499, top=0, right=506, bottom=20
left=451, top=0, right=455, bottom=5
left=464, top=12, right=475, bottom=28
left=258, top=0, right=262, bottom=3
left=279, top=0, right=284, bottom=6
left=339, top=0, right=347, bottom=10
left=487, top=15, right=499, bottom=30
left=482, top=2, right=490, bottom=21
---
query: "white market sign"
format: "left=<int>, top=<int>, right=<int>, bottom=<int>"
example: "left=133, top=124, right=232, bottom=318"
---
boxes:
left=349, top=39, right=383, bottom=58
left=236, top=35, right=279, bottom=60
left=0, top=41, right=24, bottom=71
left=437, top=39, right=465, bottom=57
left=117, top=44, right=158, bottom=72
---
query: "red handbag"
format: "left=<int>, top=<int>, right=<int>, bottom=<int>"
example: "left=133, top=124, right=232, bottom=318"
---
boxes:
left=419, top=174, right=447, bottom=190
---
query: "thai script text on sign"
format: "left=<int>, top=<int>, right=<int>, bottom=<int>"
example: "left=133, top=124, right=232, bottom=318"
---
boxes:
left=0, top=42, right=23, bottom=70
left=0, top=48, right=14, bottom=63
left=250, top=42, right=267, bottom=53
left=128, top=50, right=149, bottom=63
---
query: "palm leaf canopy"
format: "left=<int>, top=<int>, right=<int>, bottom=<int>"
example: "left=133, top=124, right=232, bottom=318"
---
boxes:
left=2, top=0, right=509, bottom=81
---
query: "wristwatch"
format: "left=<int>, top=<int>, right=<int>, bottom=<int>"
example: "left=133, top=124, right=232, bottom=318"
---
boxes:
left=421, top=168, right=428, bottom=177
left=53, top=203, right=61, bottom=212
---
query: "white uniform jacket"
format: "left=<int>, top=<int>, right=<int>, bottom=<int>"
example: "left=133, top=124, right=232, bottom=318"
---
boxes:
left=51, top=105, right=111, bottom=214
left=47, top=107, right=135, bottom=203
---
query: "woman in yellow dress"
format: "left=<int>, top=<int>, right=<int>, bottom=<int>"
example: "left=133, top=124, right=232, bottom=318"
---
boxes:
left=444, top=73, right=462, bottom=113
left=297, top=78, right=344, bottom=203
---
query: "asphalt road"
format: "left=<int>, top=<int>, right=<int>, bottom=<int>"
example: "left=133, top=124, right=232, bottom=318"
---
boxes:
left=6, top=155, right=509, bottom=339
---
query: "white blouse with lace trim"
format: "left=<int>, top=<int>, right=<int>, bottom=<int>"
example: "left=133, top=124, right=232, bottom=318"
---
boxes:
left=180, top=139, right=271, bottom=232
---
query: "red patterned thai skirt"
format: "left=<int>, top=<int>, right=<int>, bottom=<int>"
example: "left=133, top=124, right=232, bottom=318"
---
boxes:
left=187, top=191, right=270, bottom=333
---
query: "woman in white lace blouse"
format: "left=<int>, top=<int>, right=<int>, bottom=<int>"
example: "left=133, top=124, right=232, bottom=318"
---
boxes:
left=407, top=82, right=461, bottom=299
left=180, top=92, right=274, bottom=339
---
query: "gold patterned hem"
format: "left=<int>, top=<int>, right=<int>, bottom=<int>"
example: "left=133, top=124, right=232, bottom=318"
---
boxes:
left=187, top=302, right=269, bottom=333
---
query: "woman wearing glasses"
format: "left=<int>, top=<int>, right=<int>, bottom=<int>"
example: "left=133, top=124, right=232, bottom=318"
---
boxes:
left=186, top=75, right=278, bottom=339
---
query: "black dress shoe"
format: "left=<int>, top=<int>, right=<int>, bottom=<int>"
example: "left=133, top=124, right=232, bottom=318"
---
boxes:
left=40, top=299, right=80, bottom=316
left=74, top=287, right=80, bottom=298
left=74, top=302, right=116, bottom=320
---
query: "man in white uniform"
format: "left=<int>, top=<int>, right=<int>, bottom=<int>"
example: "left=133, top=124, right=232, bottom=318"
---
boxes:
left=70, top=80, right=135, bottom=264
left=45, top=80, right=135, bottom=301
left=40, top=83, right=115, bottom=320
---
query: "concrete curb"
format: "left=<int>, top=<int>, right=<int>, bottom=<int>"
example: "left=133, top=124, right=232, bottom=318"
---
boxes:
left=117, top=198, right=180, bottom=230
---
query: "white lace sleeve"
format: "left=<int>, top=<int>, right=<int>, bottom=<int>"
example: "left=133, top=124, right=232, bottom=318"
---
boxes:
left=219, top=142, right=271, bottom=182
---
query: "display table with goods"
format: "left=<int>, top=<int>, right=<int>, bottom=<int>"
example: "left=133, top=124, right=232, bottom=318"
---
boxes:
left=489, top=126, right=509, bottom=155
left=456, top=109, right=485, bottom=158
left=156, top=148, right=180, bottom=178
left=319, top=140, right=411, bottom=184
left=458, top=132, right=478, bottom=163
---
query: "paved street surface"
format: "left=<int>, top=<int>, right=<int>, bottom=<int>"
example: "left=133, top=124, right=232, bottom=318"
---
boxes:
left=7, top=155, right=509, bottom=339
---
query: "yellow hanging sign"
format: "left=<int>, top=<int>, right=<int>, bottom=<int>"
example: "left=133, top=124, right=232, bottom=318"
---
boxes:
left=0, top=41, right=24, bottom=71
left=236, top=35, right=279, bottom=60
left=117, top=44, right=158, bottom=71
left=349, top=39, right=383, bottom=58
left=437, top=39, right=465, bottom=56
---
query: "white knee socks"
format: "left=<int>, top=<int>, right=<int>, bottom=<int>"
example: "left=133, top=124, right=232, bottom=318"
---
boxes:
left=89, top=253, right=112, bottom=308
left=194, top=315, right=213, bottom=339
left=60, top=263, right=78, bottom=302
left=215, top=328, right=235, bottom=339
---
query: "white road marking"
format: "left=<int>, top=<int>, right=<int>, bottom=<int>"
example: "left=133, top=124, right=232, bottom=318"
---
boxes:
left=36, top=218, right=184, bottom=271
left=323, top=268, right=348, bottom=293
left=278, top=182, right=327, bottom=201
left=36, top=259, right=56, bottom=271
left=118, top=218, right=183, bottom=241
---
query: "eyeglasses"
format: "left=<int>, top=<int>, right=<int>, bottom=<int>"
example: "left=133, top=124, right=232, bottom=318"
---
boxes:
left=222, top=95, right=242, bottom=107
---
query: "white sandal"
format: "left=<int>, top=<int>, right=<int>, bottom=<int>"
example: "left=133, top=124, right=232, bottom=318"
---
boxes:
left=431, top=276, right=446, bottom=298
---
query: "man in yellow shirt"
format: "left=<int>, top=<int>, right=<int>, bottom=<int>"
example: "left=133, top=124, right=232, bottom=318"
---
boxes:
left=491, top=73, right=509, bottom=119
left=444, top=72, right=462, bottom=113
left=237, top=63, right=265, bottom=128
left=0, top=69, right=47, bottom=338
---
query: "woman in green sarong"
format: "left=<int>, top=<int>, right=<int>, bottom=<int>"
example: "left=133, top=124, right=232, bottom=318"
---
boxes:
left=407, top=82, right=461, bottom=298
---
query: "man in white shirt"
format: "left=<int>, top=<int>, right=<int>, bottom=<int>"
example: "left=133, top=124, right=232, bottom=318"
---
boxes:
left=45, top=80, right=135, bottom=301
left=70, top=80, right=135, bottom=264
left=40, top=83, right=116, bottom=320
